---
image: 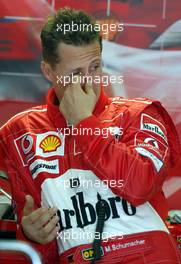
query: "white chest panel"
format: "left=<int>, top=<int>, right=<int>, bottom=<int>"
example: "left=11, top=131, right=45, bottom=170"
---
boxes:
left=41, top=169, right=168, bottom=254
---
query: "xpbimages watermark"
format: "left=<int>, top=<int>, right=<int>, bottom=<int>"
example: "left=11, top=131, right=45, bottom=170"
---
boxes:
left=58, top=126, right=123, bottom=139
left=56, top=74, right=123, bottom=86
left=57, top=230, right=124, bottom=242
left=56, top=21, right=124, bottom=35
left=63, top=178, right=124, bottom=191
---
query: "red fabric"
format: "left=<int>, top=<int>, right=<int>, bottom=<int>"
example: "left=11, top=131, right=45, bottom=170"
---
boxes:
left=0, top=252, right=31, bottom=264
left=0, top=87, right=180, bottom=263
left=0, top=101, right=37, bottom=127
left=60, top=231, right=181, bottom=264
left=74, top=231, right=181, bottom=264
left=169, top=159, right=181, bottom=177
left=74, top=100, right=180, bottom=207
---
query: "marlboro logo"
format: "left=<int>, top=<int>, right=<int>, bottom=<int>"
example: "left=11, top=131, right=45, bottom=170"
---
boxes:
left=140, top=114, right=168, bottom=143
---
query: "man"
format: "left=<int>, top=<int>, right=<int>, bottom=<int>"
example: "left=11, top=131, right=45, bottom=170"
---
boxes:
left=0, top=7, right=181, bottom=264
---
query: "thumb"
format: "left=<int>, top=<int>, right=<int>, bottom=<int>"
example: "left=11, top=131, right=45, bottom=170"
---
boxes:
left=23, top=195, right=34, bottom=216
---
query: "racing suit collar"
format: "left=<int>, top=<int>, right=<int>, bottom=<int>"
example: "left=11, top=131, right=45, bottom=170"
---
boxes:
left=47, top=86, right=109, bottom=128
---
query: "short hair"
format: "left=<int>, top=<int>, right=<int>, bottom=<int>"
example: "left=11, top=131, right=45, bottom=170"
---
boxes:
left=41, top=7, right=102, bottom=67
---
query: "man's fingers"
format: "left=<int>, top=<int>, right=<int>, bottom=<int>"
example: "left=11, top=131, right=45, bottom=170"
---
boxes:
left=35, top=208, right=58, bottom=230
left=42, top=226, right=59, bottom=244
left=23, top=195, right=34, bottom=217
left=84, top=81, right=94, bottom=94
left=21, top=197, right=60, bottom=244
left=64, top=75, right=94, bottom=95
left=22, top=207, right=45, bottom=225
left=40, top=214, right=60, bottom=237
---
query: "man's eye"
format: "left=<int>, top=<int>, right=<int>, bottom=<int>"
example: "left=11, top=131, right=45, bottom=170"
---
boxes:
left=72, top=71, right=81, bottom=76
left=90, top=65, right=100, bottom=71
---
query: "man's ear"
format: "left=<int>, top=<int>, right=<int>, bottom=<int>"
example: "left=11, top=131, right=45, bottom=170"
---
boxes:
left=41, top=61, right=54, bottom=82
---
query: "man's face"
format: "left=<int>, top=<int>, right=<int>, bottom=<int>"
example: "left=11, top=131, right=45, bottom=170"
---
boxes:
left=49, top=41, right=102, bottom=102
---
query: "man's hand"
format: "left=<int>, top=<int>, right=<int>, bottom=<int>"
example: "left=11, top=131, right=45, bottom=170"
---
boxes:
left=59, top=78, right=97, bottom=125
left=21, top=195, right=60, bottom=244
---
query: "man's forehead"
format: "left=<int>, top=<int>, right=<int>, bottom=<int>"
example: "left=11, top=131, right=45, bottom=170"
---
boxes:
left=58, top=42, right=101, bottom=64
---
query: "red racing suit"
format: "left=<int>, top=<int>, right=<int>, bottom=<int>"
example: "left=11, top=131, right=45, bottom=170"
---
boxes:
left=0, top=87, right=181, bottom=264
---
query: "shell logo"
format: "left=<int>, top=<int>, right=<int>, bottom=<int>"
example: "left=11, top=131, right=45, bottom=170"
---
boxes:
left=40, top=135, right=61, bottom=153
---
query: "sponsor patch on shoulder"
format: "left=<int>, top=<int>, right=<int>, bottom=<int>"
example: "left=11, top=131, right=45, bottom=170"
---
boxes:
left=135, top=147, right=164, bottom=172
left=134, top=131, right=168, bottom=172
left=134, top=131, right=168, bottom=161
left=140, top=114, right=168, bottom=144
left=29, top=159, right=59, bottom=179
left=14, top=131, right=65, bottom=166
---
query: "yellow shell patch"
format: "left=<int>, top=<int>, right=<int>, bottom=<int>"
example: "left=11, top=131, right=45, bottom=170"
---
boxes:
left=40, top=135, right=61, bottom=153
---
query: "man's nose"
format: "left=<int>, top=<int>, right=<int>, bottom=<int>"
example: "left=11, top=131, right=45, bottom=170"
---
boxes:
left=79, top=69, right=91, bottom=85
